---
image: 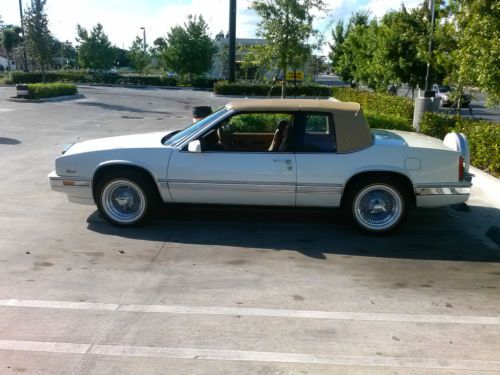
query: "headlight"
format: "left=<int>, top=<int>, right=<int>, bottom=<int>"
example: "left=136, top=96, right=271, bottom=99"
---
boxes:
left=441, top=94, right=448, bottom=100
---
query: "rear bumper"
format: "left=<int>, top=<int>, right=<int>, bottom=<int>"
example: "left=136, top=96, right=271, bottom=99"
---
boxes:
left=415, top=181, right=472, bottom=207
left=48, top=171, right=94, bottom=205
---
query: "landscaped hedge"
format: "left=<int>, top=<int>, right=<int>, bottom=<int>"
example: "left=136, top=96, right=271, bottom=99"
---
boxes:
left=27, top=83, right=77, bottom=99
left=364, top=111, right=413, bottom=131
left=214, top=81, right=331, bottom=97
left=8, top=71, right=178, bottom=87
left=420, top=113, right=500, bottom=176
left=332, top=87, right=414, bottom=122
left=10, top=71, right=88, bottom=84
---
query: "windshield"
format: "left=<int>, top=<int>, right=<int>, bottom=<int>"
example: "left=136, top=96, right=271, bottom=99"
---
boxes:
left=439, top=85, right=452, bottom=92
left=163, top=108, right=228, bottom=146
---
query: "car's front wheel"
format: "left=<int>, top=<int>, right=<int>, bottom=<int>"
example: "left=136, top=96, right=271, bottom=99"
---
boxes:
left=344, top=178, right=408, bottom=233
left=95, top=170, right=158, bottom=226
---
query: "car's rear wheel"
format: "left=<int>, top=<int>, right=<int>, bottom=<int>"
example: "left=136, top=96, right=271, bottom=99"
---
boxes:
left=344, top=178, right=408, bottom=233
left=95, top=170, right=158, bottom=226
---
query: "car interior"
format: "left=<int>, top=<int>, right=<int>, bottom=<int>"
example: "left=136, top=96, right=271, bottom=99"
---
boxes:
left=198, top=111, right=336, bottom=153
left=200, top=113, right=294, bottom=152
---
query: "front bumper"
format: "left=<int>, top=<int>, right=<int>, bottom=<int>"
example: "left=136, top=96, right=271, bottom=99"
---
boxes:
left=415, top=180, right=472, bottom=207
left=48, top=171, right=94, bottom=205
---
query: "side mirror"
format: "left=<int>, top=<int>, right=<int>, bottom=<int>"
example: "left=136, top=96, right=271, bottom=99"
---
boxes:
left=187, top=140, right=202, bottom=153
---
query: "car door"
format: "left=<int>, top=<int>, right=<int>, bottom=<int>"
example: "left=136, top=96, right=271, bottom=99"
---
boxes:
left=167, top=112, right=297, bottom=206
left=294, top=112, right=343, bottom=207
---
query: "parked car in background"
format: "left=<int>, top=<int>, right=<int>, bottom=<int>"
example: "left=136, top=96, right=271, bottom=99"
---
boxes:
left=49, top=99, right=472, bottom=233
left=432, top=84, right=471, bottom=108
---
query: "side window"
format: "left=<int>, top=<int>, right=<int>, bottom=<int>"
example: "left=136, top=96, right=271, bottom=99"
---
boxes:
left=200, top=113, right=293, bottom=152
left=300, top=113, right=336, bottom=152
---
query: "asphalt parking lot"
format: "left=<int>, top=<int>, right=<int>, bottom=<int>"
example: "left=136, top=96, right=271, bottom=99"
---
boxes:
left=0, top=86, right=499, bottom=374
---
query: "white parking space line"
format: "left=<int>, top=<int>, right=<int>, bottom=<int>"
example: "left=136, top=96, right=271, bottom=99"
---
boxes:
left=0, top=109, right=14, bottom=112
left=0, top=299, right=118, bottom=311
left=2, top=299, right=500, bottom=325
left=1, top=340, right=500, bottom=371
left=0, top=340, right=89, bottom=354
left=120, top=304, right=500, bottom=325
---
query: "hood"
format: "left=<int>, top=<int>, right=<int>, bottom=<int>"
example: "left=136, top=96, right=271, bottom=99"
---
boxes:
left=373, top=129, right=451, bottom=151
left=64, top=131, right=170, bottom=155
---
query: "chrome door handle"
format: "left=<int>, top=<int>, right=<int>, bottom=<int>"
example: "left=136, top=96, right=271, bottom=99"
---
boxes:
left=273, top=159, right=292, bottom=165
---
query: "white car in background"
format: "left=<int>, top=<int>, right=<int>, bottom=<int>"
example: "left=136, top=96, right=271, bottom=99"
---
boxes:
left=49, top=99, right=472, bottom=233
left=432, top=84, right=471, bottom=107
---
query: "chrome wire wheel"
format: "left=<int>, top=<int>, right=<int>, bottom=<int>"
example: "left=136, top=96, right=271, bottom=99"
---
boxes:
left=353, top=184, right=403, bottom=231
left=101, top=179, right=147, bottom=224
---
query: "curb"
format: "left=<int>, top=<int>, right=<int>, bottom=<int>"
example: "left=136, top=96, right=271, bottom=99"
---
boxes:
left=5, top=94, right=85, bottom=103
left=470, top=166, right=500, bottom=209
left=79, top=84, right=213, bottom=92
left=0, top=83, right=213, bottom=92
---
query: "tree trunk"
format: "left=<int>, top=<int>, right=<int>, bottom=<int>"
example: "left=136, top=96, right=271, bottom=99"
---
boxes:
left=281, top=66, right=287, bottom=98
left=7, top=53, right=11, bottom=71
left=41, top=65, right=46, bottom=83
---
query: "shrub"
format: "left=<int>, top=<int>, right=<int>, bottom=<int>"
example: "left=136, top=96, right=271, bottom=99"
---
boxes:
left=420, top=113, right=499, bottom=176
left=214, top=81, right=331, bottom=97
left=9, top=71, right=178, bottom=87
left=10, top=71, right=88, bottom=84
left=332, top=87, right=414, bottom=122
left=227, top=113, right=292, bottom=133
left=458, top=121, right=500, bottom=176
left=27, top=83, right=77, bottom=99
left=365, top=111, right=413, bottom=132
left=190, top=76, right=218, bottom=89
left=419, top=112, right=456, bottom=139
left=118, top=75, right=177, bottom=87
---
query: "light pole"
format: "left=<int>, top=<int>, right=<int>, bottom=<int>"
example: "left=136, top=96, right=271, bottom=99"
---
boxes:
left=140, top=27, right=147, bottom=54
left=412, top=0, right=437, bottom=131
left=228, top=0, right=236, bottom=82
left=424, top=0, right=436, bottom=93
left=18, top=0, right=28, bottom=71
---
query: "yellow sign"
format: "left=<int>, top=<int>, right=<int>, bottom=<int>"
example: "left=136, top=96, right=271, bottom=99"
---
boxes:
left=286, top=70, right=304, bottom=81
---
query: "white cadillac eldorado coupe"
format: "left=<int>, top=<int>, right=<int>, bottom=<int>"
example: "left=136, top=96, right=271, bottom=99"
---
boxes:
left=49, top=99, right=473, bottom=233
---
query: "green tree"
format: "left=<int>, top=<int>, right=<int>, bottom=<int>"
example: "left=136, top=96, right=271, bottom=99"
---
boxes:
left=23, top=0, right=53, bottom=80
left=251, top=0, right=325, bottom=97
left=150, top=37, right=167, bottom=70
left=0, top=26, right=22, bottom=70
left=76, top=23, right=114, bottom=70
left=329, top=20, right=354, bottom=84
left=59, top=40, right=77, bottom=60
left=450, top=0, right=499, bottom=106
left=111, top=47, right=130, bottom=68
left=163, top=15, right=217, bottom=80
left=128, top=36, right=150, bottom=74
left=372, top=6, right=429, bottom=92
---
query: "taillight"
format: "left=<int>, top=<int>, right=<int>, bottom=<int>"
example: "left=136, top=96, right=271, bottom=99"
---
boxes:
left=459, top=156, right=464, bottom=181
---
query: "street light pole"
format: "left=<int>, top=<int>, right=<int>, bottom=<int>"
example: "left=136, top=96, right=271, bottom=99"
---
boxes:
left=140, top=27, right=147, bottom=54
left=424, top=0, right=436, bottom=93
left=18, top=0, right=28, bottom=71
left=413, top=0, right=437, bottom=131
left=228, top=0, right=237, bottom=82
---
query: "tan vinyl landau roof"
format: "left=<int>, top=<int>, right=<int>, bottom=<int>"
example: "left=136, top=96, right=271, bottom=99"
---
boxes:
left=225, top=99, right=373, bottom=153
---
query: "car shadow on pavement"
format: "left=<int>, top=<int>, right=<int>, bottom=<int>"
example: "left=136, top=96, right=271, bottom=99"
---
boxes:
left=86, top=204, right=500, bottom=262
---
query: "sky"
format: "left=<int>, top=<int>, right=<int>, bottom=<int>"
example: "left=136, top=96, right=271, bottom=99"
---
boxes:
left=1, top=0, right=422, bottom=54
